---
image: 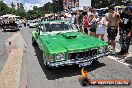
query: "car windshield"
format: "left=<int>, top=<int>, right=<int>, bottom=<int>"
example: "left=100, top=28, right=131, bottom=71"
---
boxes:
left=42, top=22, right=77, bottom=32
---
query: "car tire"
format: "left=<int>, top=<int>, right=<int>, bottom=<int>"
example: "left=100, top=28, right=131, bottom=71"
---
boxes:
left=32, top=37, right=37, bottom=46
left=3, top=29, right=6, bottom=32
left=43, top=52, right=53, bottom=70
left=43, top=59, right=53, bottom=70
left=17, top=28, right=20, bottom=31
left=82, top=78, right=87, bottom=86
left=91, top=59, right=98, bottom=65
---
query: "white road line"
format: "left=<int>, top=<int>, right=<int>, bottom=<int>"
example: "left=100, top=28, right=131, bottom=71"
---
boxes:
left=107, top=56, right=129, bottom=66
left=106, top=47, right=132, bottom=67
left=107, top=55, right=132, bottom=68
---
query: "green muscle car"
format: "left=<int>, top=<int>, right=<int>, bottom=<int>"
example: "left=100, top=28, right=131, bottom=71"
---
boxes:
left=32, top=20, right=110, bottom=68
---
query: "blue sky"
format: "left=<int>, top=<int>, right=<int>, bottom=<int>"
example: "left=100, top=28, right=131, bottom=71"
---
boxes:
left=3, top=0, right=52, bottom=11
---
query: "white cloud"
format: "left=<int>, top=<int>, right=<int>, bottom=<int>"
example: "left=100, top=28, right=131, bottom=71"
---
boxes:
left=24, top=3, right=33, bottom=11
left=24, top=0, right=52, bottom=11
left=24, top=3, right=43, bottom=11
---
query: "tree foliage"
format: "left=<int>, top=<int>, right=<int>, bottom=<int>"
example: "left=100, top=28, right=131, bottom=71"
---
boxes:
left=52, top=0, right=63, bottom=13
left=0, top=1, right=26, bottom=18
left=0, top=1, right=10, bottom=15
left=91, top=0, right=132, bottom=8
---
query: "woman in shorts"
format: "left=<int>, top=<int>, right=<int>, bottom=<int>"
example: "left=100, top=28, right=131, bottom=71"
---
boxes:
left=89, top=14, right=97, bottom=37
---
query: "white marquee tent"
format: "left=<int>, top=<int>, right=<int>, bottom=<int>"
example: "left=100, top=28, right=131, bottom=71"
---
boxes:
left=0, top=14, right=20, bottom=18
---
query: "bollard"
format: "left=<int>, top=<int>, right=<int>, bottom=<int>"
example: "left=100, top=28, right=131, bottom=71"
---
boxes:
left=8, top=41, right=17, bottom=55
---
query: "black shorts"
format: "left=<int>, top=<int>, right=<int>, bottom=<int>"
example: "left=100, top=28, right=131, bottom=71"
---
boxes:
left=89, top=28, right=96, bottom=32
left=89, top=25, right=96, bottom=32
left=107, top=26, right=118, bottom=40
left=84, top=28, right=88, bottom=34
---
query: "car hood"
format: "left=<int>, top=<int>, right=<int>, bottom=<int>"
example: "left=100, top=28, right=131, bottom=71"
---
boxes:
left=39, top=32, right=108, bottom=54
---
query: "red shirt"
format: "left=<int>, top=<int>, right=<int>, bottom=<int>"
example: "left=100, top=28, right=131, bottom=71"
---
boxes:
left=83, top=20, right=89, bottom=28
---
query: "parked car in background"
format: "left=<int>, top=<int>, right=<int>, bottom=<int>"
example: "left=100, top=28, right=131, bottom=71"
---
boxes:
left=16, top=19, right=23, bottom=27
left=27, top=20, right=32, bottom=26
left=29, top=20, right=39, bottom=28
left=32, top=20, right=110, bottom=69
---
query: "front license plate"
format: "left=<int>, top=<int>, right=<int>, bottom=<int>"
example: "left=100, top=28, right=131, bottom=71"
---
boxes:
left=79, top=61, right=92, bottom=67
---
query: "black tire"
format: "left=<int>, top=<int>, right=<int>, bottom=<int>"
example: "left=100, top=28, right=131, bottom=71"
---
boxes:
left=2, top=29, right=5, bottom=32
left=82, top=78, right=88, bottom=86
left=43, top=59, right=54, bottom=70
left=17, top=28, right=20, bottom=31
left=91, top=59, right=98, bottom=65
left=32, top=37, right=37, bottom=46
left=43, top=52, right=54, bottom=70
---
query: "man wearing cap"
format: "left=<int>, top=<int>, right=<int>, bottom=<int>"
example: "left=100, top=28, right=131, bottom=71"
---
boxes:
left=117, top=6, right=132, bottom=55
left=91, top=8, right=98, bottom=19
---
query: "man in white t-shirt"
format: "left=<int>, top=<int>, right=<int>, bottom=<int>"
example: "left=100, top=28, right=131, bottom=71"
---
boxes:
left=70, top=13, right=75, bottom=24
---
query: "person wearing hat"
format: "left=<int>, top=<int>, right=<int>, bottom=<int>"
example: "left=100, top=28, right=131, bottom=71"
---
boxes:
left=91, top=8, right=99, bottom=19
left=117, top=6, right=132, bottom=56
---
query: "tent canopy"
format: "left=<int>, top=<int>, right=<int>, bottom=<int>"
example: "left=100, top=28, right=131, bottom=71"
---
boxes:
left=0, top=14, right=20, bottom=18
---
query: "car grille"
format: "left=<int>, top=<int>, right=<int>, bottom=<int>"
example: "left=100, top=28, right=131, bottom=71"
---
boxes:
left=68, top=49, right=98, bottom=60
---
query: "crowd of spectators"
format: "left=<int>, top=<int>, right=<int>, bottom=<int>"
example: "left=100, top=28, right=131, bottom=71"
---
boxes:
left=45, top=6, right=132, bottom=56
left=75, top=6, right=132, bottom=56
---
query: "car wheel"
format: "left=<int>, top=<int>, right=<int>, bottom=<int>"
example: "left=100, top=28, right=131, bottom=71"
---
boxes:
left=17, top=28, right=20, bottom=31
left=43, top=57, right=52, bottom=70
left=3, top=29, right=6, bottom=32
left=91, top=59, right=98, bottom=65
left=43, top=52, right=54, bottom=70
left=32, top=37, right=37, bottom=46
left=82, top=78, right=88, bottom=86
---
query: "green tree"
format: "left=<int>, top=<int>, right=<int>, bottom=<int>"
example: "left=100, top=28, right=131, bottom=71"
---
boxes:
left=10, top=2, right=15, bottom=9
left=43, top=2, right=53, bottom=13
left=16, top=3, right=26, bottom=18
left=52, top=0, right=63, bottom=13
left=91, top=0, right=131, bottom=8
left=0, top=1, right=10, bottom=15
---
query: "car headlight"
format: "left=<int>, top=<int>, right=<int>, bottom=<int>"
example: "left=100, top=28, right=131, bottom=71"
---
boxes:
left=56, top=53, right=65, bottom=61
left=99, top=46, right=107, bottom=53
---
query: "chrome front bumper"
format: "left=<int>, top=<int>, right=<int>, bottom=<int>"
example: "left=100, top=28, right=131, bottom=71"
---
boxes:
left=48, top=52, right=110, bottom=67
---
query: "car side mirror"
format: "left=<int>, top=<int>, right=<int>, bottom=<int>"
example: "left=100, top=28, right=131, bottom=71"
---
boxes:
left=36, top=29, right=39, bottom=32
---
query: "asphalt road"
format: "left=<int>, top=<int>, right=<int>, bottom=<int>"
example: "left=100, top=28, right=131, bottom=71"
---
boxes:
left=20, top=26, right=132, bottom=88
left=0, top=30, right=14, bottom=72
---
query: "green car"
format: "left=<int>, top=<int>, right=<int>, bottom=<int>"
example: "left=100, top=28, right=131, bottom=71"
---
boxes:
left=32, top=20, right=110, bottom=68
